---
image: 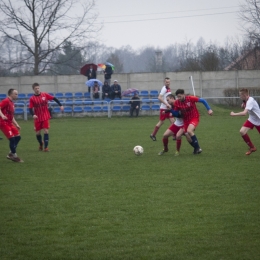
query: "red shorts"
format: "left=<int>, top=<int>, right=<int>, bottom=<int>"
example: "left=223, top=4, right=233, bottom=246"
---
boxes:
left=0, top=122, right=20, bottom=139
left=243, top=120, right=260, bottom=133
left=34, top=120, right=50, bottom=132
left=183, top=118, right=199, bottom=132
left=169, top=124, right=183, bottom=135
left=159, top=109, right=173, bottom=121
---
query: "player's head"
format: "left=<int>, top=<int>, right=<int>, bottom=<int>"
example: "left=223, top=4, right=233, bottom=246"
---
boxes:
left=164, top=77, right=170, bottom=88
left=175, top=89, right=185, bottom=101
left=114, top=80, right=118, bottom=85
left=32, top=82, right=40, bottom=95
left=8, top=88, right=18, bottom=100
left=239, top=88, right=249, bottom=101
left=166, top=93, right=175, bottom=105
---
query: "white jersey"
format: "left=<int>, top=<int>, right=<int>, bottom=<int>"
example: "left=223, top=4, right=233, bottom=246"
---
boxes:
left=159, top=86, right=171, bottom=109
left=174, top=117, right=184, bottom=127
left=246, top=97, right=260, bottom=126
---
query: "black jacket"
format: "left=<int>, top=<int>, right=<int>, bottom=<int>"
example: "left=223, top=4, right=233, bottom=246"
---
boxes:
left=102, top=84, right=111, bottom=94
left=104, top=66, right=113, bottom=80
left=129, top=96, right=140, bottom=108
left=86, top=69, right=96, bottom=80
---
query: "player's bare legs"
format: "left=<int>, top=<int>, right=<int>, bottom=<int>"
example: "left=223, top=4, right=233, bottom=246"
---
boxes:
left=240, top=126, right=257, bottom=155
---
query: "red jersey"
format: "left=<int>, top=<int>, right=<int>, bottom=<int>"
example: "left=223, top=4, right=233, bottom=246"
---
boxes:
left=0, top=97, right=14, bottom=125
left=174, top=96, right=200, bottom=123
left=29, top=92, right=54, bottom=122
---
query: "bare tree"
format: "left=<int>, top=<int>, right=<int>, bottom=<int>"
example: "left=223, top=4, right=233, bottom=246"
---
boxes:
left=239, top=0, right=260, bottom=44
left=0, top=0, right=100, bottom=75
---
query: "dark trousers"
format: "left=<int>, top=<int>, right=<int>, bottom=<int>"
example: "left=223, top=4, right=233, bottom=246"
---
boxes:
left=130, top=107, right=139, bottom=117
left=102, top=93, right=110, bottom=99
left=111, top=92, right=121, bottom=99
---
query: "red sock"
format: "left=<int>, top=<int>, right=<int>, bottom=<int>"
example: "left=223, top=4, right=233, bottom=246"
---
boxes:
left=163, top=138, right=168, bottom=150
left=242, top=134, right=254, bottom=148
left=176, top=139, right=182, bottom=151
left=152, top=126, right=160, bottom=136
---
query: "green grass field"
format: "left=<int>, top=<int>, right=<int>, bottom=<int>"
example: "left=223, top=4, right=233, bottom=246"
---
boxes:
left=0, top=104, right=260, bottom=260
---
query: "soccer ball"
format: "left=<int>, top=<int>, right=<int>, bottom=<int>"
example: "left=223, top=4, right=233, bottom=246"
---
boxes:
left=133, top=145, right=144, bottom=156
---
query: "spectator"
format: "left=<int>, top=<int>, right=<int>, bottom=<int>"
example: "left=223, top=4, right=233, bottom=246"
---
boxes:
left=129, top=92, right=140, bottom=117
left=93, top=81, right=100, bottom=99
left=86, top=65, right=96, bottom=92
left=111, top=80, right=122, bottom=99
left=104, top=65, right=113, bottom=85
left=102, top=81, right=111, bottom=100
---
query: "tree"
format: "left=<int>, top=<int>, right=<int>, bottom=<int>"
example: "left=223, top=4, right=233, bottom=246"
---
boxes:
left=239, top=0, right=260, bottom=44
left=0, top=0, right=99, bottom=75
left=107, top=53, right=124, bottom=73
left=50, top=41, right=86, bottom=74
left=200, top=46, right=220, bottom=71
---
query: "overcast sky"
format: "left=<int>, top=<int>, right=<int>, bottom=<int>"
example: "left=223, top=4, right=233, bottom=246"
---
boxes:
left=94, top=0, right=243, bottom=50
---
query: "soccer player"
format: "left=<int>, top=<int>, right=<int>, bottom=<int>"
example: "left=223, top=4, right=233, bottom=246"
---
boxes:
left=0, top=89, right=24, bottom=162
left=158, top=94, right=184, bottom=156
left=150, top=77, right=174, bottom=141
left=230, top=88, right=260, bottom=155
left=171, top=90, right=213, bottom=154
left=29, top=83, right=64, bottom=152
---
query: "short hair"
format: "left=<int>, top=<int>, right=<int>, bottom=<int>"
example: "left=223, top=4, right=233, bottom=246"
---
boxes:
left=166, top=94, right=175, bottom=99
left=8, top=88, right=15, bottom=96
left=32, top=82, right=39, bottom=89
left=239, top=88, right=249, bottom=95
left=165, top=77, right=170, bottom=81
left=175, top=89, right=185, bottom=96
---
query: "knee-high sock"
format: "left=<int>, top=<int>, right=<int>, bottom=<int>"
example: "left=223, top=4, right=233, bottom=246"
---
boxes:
left=36, top=134, right=42, bottom=145
left=163, top=138, right=168, bottom=150
left=44, top=133, right=49, bottom=148
left=191, top=135, right=200, bottom=150
left=9, top=137, right=16, bottom=154
left=14, top=136, right=21, bottom=149
left=176, top=139, right=182, bottom=152
left=242, top=134, right=254, bottom=148
left=152, top=126, right=160, bottom=136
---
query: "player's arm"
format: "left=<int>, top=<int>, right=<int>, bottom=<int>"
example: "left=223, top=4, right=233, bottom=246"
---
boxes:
left=52, top=97, right=64, bottom=112
left=230, top=109, right=248, bottom=116
left=0, top=107, right=7, bottom=120
left=198, top=98, right=213, bottom=115
left=12, top=117, right=21, bottom=129
left=164, top=108, right=182, bottom=118
left=28, top=99, right=38, bottom=119
left=158, top=94, right=171, bottom=109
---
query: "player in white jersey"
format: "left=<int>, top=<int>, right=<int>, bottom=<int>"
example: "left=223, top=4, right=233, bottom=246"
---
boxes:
left=230, top=88, right=260, bottom=155
left=158, top=94, right=185, bottom=156
left=150, top=77, right=175, bottom=141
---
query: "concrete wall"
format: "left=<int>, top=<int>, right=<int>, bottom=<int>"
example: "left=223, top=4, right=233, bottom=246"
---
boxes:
left=0, top=70, right=259, bottom=98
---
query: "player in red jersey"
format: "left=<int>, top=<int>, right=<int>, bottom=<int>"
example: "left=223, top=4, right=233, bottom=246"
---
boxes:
left=0, top=89, right=24, bottom=162
left=29, top=83, right=64, bottom=152
left=150, top=77, right=174, bottom=141
left=172, top=89, right=213, bottom=154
